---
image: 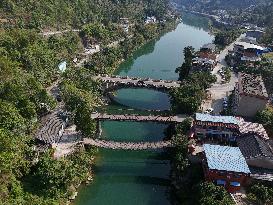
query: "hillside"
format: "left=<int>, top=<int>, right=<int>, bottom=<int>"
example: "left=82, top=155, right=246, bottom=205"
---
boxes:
left=173, top=0, right=270, bottom=11
left=0, top=0, right=168, bottom=29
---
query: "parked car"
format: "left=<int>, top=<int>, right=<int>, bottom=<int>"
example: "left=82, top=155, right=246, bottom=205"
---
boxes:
left=204, top=108, right=214, bottom=114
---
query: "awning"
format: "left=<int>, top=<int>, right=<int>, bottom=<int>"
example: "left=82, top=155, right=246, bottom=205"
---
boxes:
left=216, top=179, right=226, bottom=185
left=230, top=181, right=240, bottom=187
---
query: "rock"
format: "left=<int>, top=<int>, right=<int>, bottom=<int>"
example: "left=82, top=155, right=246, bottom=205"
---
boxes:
left=69, top=192, right=78, bottom=200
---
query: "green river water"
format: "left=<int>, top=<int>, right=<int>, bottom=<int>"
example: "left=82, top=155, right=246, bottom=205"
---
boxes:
left=75, top=14, right=214, bottom=205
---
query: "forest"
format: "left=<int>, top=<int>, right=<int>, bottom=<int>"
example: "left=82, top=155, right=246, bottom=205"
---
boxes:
left=0, top=0, right=172, bottom=204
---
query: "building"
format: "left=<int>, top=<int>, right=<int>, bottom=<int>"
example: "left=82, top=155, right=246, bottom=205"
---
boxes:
left=203, top=144, right=250, bottom=192
left=145, top=16, right=157, bottom=24
left=193, top=113, right=269, bottom=142
left=234, top=42, right=265, bottom=62
left=246, top=30, right=265, bottom=41
left=193, top=113, right=240, bottom=143
left=237, top=133, right=273, bottom=170
left=191, top=43, right=217, bottom=72
left=234, top=73, right=269, bottom=117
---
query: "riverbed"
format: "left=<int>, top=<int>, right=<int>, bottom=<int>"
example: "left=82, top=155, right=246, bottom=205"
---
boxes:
left=74, top=13, right=214, bottom=205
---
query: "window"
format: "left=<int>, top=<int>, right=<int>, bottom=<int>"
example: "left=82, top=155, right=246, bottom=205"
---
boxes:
left=230, top=181, right=240, bottom=187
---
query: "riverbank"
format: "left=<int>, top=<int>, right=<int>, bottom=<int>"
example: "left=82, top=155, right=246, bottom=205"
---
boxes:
left=74, top=15, right=215, bottom=205
left=83, top=18, right=180, bottom=76
left=62, top=18, right=180, bottom=204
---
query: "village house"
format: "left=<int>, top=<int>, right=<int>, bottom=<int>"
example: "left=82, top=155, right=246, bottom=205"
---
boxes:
left=233, top=42, right=266, bottom=62
left=246, top=29, right=265, bottom=42
left=234, top=73, right=269, bottom=118
left=202, top=144, right=250, bottom=192
left=237, top=133, right=273, bottom=170
left=193, top=113, right=269, bottom=142
left=120, top=18, right=130, bottom=33
left=145, top=16, right=157, bottom=24
left=191, top=43, right=218, bottom=73
left=193, top=113, right=240, bottom=143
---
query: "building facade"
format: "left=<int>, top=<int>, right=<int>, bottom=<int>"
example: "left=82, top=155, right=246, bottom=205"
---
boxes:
left=234, top=73, right=268, bottom=117
left=203, top=144, right=250, bottom=193
left=193, top=113, right=240, bottom=143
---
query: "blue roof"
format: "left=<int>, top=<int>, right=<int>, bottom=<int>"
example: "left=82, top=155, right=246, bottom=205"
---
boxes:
left=58, top=61, right=67, bottom=72
left=196, top=113, right=239, bottom=125
left=203, top=144, right=250, bottom=174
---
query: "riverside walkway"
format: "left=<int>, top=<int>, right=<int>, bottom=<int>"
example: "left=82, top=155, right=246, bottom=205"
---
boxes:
left=91, top=113, right=187, bottom=123
left=94, top=74, right=181, bottom=90
left=83, top=138, right=174, bottom=150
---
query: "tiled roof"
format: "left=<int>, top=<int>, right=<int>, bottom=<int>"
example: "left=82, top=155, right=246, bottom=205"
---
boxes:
left=195, top=113, right=239, bottom=125
left=238, top=72, right=268, bottom=99
left=235, top=42, right=265, bottom=50
left=201, top=43, right=216, bottom=51
left=36, top=111, right=67, bottom=144
left=237, top=134, right=273, bottom=160
left=237, top=117, right=269, bottom=140
left=203, top=144, right=250, bottom=174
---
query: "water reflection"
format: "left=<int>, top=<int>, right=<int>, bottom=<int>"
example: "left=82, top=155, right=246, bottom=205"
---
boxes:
left=109, top=88, right=171, bottom=111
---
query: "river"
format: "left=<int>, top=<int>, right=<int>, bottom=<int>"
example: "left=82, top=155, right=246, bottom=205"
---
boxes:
left=75, top=13, right=214, bottom=205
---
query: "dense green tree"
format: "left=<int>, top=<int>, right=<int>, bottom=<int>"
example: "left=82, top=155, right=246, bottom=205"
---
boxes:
left=170, top=84, right=205, bottom=114
left=214, top=29, right=240, bottom=46
left=247, top=183, right=273, bottom=204
left=0, top=100, right=26, bottom=133
left=256, top=106, right=273, bottom=135
left=176, top=46, right=195, bottom=80
left=198, top=182, right=234, bottom=205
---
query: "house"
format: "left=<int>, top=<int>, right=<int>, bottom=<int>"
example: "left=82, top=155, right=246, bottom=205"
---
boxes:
left=120, top=18, right=130, bottom=33
left=246, top=30, right=265, bottom=41
left=193, top=113, right=269, bottom=142
left=145, top=16, right=157, bottom=24
left=191, top=43, right=217, bottom=72
left=193, top=113, right=240, bottom=143
left=202, top=144, right=250, bottom=192
left=237, top=133, right=273, bottom=170
left=234, top=42, right=266, bottom=62
left=191, top=57, right=216, bottom=72
left=234, top=73, right=269, bottom=117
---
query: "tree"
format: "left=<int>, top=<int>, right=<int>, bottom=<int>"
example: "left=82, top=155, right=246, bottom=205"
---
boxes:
left=248, top=183, right=273, bottom=204
left=176, top=46, right=195, bottom=80
left=0, top=100, right=26, bottom=133
left=170, top=84, right=205, bottom=114
left=256, top=106, right=273, bottom=135
left=198, top=182, right=234, bottom=205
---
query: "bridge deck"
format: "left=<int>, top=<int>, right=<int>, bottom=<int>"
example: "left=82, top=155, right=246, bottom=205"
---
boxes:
left=83, top=138, right=173, bottom=150
left=91, top=113, right=186, bottom=123
left=94, top=75, right=180, bottom=89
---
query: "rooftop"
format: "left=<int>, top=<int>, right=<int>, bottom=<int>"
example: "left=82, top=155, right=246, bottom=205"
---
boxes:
left=201, top=43, right=216, bottom=51
left=195, top=113, right=239, bottom=125
left=203, top=144, right=250, bottom=174
left=238, top=72, right=268, bottom=99
left=237, top=133, right=273, bottom=160
left=237, top=117, right=269, bottom=140
left=235, top=42, right=265, bottom=50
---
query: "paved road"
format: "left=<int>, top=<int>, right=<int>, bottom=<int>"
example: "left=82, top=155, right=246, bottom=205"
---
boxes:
left=203, top=34, right=245, bottom=114
left=41, top=29, right=80, bottom=37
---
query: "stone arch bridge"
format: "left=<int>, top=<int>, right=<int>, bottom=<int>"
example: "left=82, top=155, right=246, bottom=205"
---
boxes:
left=86, top=112, right=187, bottom=150
left=94, top=75, right=181, bottom=92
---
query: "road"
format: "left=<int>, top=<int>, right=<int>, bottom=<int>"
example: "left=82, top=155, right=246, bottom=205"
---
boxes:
left=202, top=34, right=246, bottom=114
left=41, top=29, right=80, bottom=37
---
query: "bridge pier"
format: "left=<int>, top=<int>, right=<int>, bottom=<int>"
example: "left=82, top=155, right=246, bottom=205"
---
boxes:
left=96, top=120, right=102, bottom=137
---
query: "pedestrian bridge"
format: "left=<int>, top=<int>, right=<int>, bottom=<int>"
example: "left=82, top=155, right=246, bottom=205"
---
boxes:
left=91, top=113, right=187, bottom=123
left=94, top=75, right=181, bottom=91
left=83, top=138, right=174, bottom=150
